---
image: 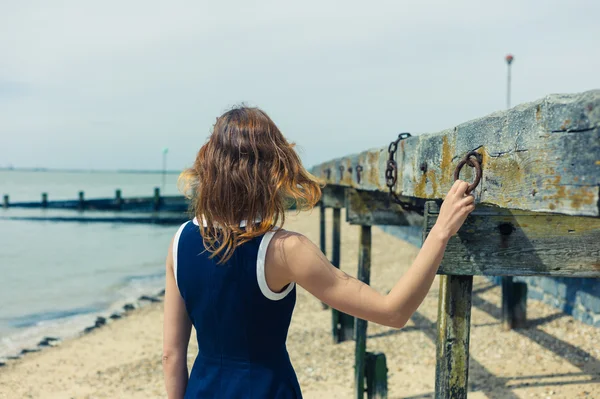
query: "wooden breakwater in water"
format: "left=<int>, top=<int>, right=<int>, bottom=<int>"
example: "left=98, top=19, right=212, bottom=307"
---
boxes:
left=2, top=188, right=189, bottom=213
left=311, top=90, right=600, bottom=399
left=1, top=188, right=190, bottom=225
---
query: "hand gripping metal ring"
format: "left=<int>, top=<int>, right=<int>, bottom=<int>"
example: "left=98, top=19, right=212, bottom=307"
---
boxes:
left=453, top=151, right=482, bottom=194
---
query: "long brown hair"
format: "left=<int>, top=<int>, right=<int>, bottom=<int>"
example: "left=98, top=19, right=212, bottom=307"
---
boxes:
left=178, top=106, right=322, bottom=263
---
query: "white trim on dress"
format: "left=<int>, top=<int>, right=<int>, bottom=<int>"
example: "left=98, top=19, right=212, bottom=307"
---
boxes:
left=172, top=221, right=189, bottom=289
left=193, top=217, right=261, bottom=228
left=256, top=230, right=295, bottom=301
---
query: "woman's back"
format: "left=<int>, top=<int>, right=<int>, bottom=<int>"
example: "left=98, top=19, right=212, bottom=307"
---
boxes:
left=162, top=106, right=474, bottom=398
left=174, top=219, right=302, bottom=398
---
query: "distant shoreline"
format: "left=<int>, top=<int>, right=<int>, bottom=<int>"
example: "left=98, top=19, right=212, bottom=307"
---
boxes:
left=0, top=168, right=182, bottom=175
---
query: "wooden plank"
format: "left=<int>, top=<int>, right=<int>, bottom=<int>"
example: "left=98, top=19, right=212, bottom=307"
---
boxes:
left=424, top=202, right=600, bottom=277
left=354, top=226, right=371, bottom=399
left=322, top=185, right=346, bottom=209
left=435, top=274, right=473, bottom=399
left=311, top=90, right=600, bottom=217
left=365, top=352, right=388, bottom=399
left=345, top=189, right=423, bottom=226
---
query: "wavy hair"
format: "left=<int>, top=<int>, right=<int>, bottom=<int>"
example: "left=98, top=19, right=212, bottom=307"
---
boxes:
left=178, top=106, right=322, bottom=263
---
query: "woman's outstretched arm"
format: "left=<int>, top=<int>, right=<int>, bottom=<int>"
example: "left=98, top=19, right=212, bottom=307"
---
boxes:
left=270, top=180, right=475, bottom=328
left=163, top=237, right=192, bottom=399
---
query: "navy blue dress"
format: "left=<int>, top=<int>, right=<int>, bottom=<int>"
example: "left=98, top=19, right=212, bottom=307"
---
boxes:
left=173, top=219, right=302, bottom=398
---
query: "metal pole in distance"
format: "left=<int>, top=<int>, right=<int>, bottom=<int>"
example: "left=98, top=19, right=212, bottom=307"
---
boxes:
left=502, top=53, right=519, bottom=331
left=505, top=54, right=514, bottom=109
left=162, top=147, right=169, bottom=192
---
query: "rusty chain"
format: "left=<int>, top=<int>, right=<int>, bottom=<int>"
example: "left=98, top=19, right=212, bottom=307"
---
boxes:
left=385, top=132, right=423, bottom=213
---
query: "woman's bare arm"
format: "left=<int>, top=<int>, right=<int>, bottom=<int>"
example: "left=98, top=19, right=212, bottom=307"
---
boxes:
left=162, top=237, right=192, bottom=399
left=269, top=180, right=475, bottom=328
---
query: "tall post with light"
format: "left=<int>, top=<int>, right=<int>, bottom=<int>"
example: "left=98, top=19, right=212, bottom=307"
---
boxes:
left=162, top=147, right=169, bottom=192
left=502, top=53, right=527, bottom=330
left=505, top=54, right=514, bottom=109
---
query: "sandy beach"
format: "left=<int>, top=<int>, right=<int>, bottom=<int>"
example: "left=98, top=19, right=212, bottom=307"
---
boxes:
left=0, top=210, right=598, bottom=399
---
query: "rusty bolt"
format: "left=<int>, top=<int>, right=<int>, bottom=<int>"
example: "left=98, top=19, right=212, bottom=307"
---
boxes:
left=420, top=162, right=427, bottom=173
left=356, top=165, right=363, bottom=183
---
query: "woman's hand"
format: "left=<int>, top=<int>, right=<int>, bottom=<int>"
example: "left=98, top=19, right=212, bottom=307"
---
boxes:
left=431, top=179, right=475, bottom=241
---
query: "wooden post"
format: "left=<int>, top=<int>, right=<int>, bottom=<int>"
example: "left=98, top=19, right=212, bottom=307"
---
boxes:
left=331, top=207, right=354, bottom=343
left=41, top=193, right=48, bottom=208
left=78, top=191, right=85, bottom=210
left=355, top=225, right=371, bottom=398
left=320, top=202, right=327, bottom=257
left=503, top=278, right=527, bottom=329
left=320, top=202, right=328, bottom=309
left=502, top=277, right=514, bottom=330
left=153, top=187, right=160, bottom=211
left=365, top=352, right=388, bottom=399
left=115, top=189, right=122, bottom=210
left=332, top=208, right=341, bottom=268
left=2, top=195, right=8, bottom=208
left=435, top=274, right=473, bottom=399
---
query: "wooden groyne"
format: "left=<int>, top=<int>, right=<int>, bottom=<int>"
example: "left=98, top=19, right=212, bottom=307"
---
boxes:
left=311, top=90, right=600, bottom=399
left=2, top=188, right=189, bottom=212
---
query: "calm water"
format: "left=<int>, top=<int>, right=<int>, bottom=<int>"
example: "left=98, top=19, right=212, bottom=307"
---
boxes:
left=1, top=170, right=180, bottom=202
left=0, top=170, right=183, bottom=359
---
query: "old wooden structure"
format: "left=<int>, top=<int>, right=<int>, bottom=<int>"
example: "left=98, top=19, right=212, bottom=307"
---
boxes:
left=313, top=90, right=600, bottom=398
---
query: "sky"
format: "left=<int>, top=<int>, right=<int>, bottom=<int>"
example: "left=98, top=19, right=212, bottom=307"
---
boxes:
left=1, top=0, right=599, bottom=171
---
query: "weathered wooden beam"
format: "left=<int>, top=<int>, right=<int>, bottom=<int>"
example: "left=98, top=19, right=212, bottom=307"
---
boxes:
left=424, top=202, right=600, bottom=277
left=322, top=185, right=346, bottom=209
left=435, top=274, right=473, bottom=399
left=345, top=188, right=423, bottom=226
left=311, top=90, right=600, bottom=217
left=355, top=225, right=371, bottom=399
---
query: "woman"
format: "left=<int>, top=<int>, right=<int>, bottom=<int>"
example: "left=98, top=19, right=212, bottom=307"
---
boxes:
left=162, top=107, right=475, bottom=398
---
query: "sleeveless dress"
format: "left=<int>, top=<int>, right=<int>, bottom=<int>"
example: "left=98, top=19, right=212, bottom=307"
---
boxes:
left=173, top=218, right=302, bottom=399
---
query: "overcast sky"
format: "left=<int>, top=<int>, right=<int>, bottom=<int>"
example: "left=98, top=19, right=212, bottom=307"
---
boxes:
left=1, top=0, right=599, bottom=171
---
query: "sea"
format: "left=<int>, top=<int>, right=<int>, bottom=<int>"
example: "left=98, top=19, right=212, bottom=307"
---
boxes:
left=0, top=170, right=182, bottom=360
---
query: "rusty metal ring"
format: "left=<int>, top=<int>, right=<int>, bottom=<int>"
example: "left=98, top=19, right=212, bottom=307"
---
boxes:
left=453, top=151, right=482, bottom=194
